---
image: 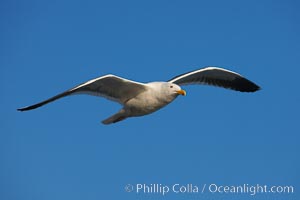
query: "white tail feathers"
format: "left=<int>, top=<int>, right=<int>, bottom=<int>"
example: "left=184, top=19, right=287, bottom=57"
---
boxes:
left=101, top=109, right=127, bottom=125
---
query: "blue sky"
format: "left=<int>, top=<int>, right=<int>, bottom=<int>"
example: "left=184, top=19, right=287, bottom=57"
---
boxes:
left=1, top=0, right=299, bottom=199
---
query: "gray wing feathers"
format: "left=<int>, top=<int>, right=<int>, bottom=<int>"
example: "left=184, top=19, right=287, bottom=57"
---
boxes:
left=70, top=75, right=146, bottom=103
left=17, top=75, right=147, bottom=111
left=168, top=67, right=260, bottom=92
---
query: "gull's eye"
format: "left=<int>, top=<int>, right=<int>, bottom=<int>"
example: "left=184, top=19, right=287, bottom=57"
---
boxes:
left=170, top=85, right=173, bottom=88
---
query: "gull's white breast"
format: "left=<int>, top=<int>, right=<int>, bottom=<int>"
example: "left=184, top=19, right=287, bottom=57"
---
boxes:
left=124, top=82, right=177, bottom=116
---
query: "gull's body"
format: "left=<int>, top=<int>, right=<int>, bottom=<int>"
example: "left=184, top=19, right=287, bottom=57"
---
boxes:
left=18, top=67, right=260, bottom=124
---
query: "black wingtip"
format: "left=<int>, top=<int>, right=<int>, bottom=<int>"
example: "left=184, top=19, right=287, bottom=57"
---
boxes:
left=17, top=103, right=43, bottom=111
left=17, top=107, right=30, bottom=112
left=255, top=85, right=261, bottom=92
left=232, top=77, right=261, bottom=92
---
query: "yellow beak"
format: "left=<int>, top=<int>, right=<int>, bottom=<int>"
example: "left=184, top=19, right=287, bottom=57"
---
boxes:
left=176, top=89, right=186, bottom=96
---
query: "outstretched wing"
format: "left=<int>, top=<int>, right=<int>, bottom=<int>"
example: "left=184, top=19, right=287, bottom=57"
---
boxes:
left=17, top=75, right=147, bottom=111
left=168, top=67, right=260, bottom=92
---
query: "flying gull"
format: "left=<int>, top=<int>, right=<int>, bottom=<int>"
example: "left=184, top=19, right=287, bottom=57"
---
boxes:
left=18, top=67, right=260, bottom=124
